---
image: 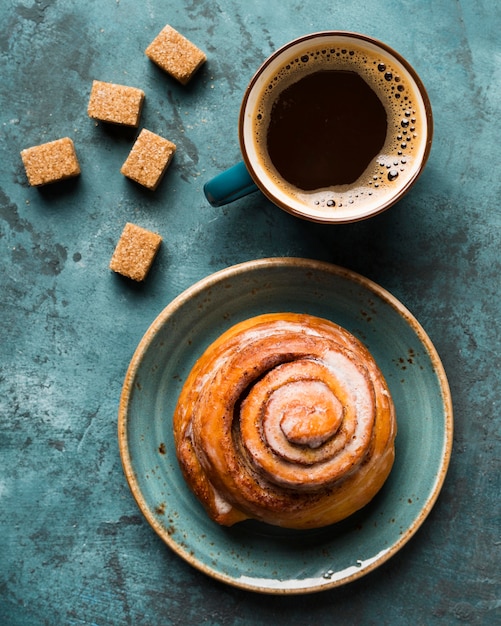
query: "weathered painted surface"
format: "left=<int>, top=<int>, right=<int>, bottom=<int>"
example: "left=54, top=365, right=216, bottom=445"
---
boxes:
left=1, top=1, right=499, bottom=624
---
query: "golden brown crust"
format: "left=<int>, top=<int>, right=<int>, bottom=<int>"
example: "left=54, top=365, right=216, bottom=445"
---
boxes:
left=173, top=313, right=396, bottom=529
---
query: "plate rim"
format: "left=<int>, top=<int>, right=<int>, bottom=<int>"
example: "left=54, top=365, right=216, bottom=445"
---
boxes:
left=118, top=257, right=454, bottom=594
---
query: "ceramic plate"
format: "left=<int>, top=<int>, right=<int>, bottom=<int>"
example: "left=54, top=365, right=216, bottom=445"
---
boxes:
left=118, top=258, right=453, bottom=594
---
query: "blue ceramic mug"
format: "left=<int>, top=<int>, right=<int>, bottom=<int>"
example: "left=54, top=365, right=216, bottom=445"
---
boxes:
left=204, top=32, right=433, bottom=224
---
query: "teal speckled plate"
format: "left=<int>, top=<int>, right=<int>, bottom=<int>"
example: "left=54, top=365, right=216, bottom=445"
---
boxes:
left=118, top=258, right=453, bottom=594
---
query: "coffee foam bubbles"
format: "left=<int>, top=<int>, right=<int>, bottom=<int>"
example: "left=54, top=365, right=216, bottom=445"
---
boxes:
left=253, top=41, right=428, bottom=215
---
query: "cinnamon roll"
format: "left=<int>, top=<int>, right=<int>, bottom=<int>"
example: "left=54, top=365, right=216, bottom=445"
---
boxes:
left=173, top=313, right=396, bottom=529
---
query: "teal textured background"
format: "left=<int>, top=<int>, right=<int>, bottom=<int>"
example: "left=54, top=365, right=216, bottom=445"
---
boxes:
left=1, top=0, right=499, bottom=624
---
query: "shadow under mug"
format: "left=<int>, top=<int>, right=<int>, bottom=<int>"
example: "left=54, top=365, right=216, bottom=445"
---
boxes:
left=204, top=31, right=433, bottom=224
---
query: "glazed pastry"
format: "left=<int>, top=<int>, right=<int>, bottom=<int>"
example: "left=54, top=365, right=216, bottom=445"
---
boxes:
left=173, top=313, right=396, bottom=529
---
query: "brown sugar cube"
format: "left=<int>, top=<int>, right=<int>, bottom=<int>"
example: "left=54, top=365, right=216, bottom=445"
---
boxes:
left=109, top=222, right=162, bottom=282
left=20, top=137, right=81, bottom=186
left=145, top=24, right=206, bottom=85
left=87, top=80, right=145, bottom=127
left=120, top=129, right=176, bottom=190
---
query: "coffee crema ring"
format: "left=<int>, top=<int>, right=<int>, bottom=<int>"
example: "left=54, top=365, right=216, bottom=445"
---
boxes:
left=173, top=313, right=397, bottom=529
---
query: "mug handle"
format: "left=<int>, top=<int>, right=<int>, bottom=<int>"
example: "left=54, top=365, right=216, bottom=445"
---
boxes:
left=203, top=161, right=258, bottom=207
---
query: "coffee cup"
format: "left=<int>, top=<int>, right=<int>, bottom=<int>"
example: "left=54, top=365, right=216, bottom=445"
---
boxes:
left=204, top=31, right=433, bottom=224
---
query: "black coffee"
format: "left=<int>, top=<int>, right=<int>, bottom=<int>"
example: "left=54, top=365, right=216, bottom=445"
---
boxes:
left=267, top=70, right=387, bottom=190
left=252, top=40, right=427, bottom=213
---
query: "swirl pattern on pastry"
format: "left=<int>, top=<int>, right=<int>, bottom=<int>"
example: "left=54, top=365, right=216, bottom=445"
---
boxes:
left=173, top=313, right=396, bottom=529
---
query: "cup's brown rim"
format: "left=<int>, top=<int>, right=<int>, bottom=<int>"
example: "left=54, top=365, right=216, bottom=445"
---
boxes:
left=239, top=31, right=434, bottom=224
